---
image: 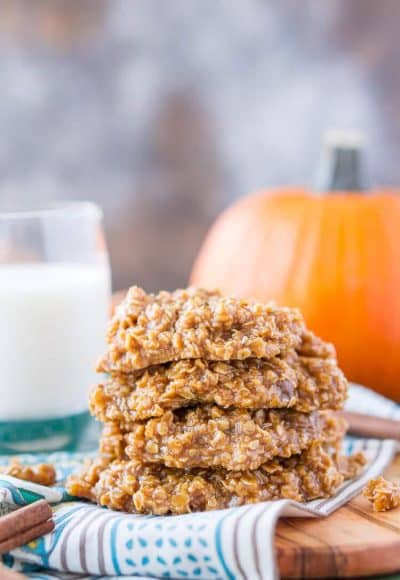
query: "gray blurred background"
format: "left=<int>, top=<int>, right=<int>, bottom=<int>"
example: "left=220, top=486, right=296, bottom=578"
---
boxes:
left=0, top=0, right=399, bottom=290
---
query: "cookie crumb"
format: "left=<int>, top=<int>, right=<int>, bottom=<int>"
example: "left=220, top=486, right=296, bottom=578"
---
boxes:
left=337, top=451, right=367, bottom=479
left=0, top=459, right=56, bottom=486
left=363, top=476, right=400, bottom=512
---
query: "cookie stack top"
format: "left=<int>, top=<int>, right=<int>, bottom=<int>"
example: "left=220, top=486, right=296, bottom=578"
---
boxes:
left=99, top=286, right=309, bottom=370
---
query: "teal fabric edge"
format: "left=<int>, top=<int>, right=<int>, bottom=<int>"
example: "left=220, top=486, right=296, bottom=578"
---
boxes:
left=0, top=411, right=91, bottom=453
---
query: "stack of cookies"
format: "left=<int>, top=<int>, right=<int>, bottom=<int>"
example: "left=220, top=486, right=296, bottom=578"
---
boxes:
left=68, top=287, right=365, bottom=514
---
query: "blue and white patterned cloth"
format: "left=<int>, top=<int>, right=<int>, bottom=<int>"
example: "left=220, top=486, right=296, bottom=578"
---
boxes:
left=1, top=385, right=399, bottom=580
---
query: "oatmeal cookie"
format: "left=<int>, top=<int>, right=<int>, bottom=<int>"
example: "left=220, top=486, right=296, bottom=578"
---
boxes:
left=99, top=408, right=345, bottom=471
left=67, top=443, right=358, bottom=515
left=91, top=353, right=346, bottom=423
left=98, top=286, right=305, bottom=371
left=99, top=408, right=345, bottom=463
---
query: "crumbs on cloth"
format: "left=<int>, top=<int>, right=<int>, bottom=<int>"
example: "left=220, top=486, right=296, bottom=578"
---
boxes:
left=0, top=460, right=56, bottom=487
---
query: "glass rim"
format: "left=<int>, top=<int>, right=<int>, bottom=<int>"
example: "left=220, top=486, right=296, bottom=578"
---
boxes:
left=0, top=201, right=103, bottom=221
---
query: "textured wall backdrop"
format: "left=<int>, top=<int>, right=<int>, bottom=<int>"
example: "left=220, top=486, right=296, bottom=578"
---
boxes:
left=0, top=0, right=399, bottom=290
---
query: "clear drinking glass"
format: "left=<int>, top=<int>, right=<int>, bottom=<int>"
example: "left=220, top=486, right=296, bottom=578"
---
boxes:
left=0, top=202, right=111, bottom=453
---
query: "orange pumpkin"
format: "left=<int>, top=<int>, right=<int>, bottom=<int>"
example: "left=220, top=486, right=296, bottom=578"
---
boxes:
left=191, top=135, right=400, bottom=400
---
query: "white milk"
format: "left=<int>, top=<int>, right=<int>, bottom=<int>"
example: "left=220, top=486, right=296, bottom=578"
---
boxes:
left=0, top=262, right=111, bottom=420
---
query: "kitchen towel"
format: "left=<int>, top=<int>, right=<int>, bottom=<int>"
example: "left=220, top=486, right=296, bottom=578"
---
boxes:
left=1, top=384, right=398, bottom=580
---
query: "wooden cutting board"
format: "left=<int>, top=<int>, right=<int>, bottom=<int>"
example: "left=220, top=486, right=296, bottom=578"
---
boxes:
left=276, top=453, right=400, bottom=578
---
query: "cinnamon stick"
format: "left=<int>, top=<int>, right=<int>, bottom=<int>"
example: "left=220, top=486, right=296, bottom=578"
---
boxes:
left=341, top=411, right=400, bottom=441
left=0, top=518, right=54, bottom=553
left=0, top=500, right=52, bottom=543
left=0, top=563, right=25, bottom=579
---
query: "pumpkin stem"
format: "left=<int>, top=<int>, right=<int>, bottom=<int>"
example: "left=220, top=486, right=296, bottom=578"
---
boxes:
left=314, top=129, right=368, bottom=192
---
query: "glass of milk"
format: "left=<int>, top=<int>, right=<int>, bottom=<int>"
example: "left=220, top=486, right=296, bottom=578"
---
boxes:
left=0, top=202, right=111, bottom=452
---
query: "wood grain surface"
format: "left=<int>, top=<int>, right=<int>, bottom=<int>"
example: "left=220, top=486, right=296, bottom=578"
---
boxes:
left=276, top=453, right=400, bottom=578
